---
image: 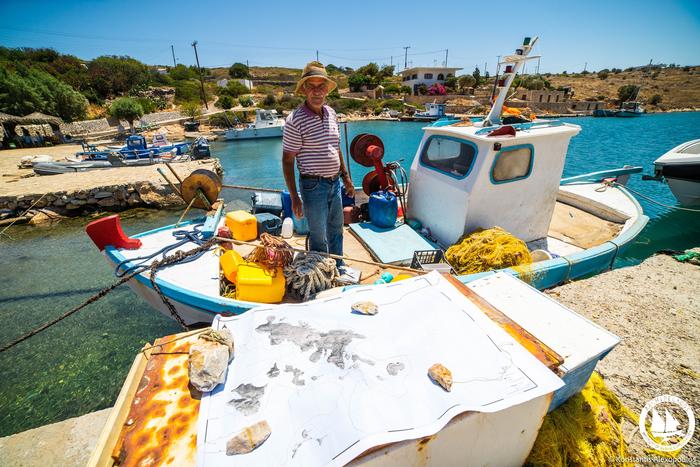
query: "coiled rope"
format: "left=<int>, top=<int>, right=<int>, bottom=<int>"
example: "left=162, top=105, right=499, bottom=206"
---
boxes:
left=284, top=252, right=339, bottom=301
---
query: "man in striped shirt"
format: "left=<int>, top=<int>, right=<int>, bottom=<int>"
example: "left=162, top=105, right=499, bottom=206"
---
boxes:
left=282, top=61, right=354, bottom=268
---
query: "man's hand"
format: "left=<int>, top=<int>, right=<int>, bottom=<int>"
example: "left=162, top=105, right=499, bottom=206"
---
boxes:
left=343, top=176, right=355, bottom=198
left=291, top=192, right=304, bottom=218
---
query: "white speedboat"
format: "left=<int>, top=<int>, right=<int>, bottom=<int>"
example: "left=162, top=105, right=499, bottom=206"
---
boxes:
left=652, top=139, right=700, bottom=206
left=223, top=109, right=284, bottom=140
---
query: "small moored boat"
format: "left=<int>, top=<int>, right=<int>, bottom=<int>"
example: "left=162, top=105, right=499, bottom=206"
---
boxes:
left=648, top=139, right=700, bottom=206
left=223, top=109, right=285, bottom=140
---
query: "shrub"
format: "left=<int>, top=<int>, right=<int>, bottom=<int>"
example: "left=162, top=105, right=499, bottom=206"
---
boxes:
left=416, top=84, right=428, bottom=95
left=173, top=80, right=201, bottom=103
left=169, top=64, right=198, bottom=81
left=458, top=74, right=476, bottom=90
left=427, top=83, right=446, bottom=95
left=597, top=70, right=609, bottom=80
left=239, top=95, right=254, bottom=107
left=135, top=97, right=157, bottom=114
left=262, top=94, right=276, bottom=106
left=277, top=94, right=303, bottom=110
left=444, top=76, right=458, bottom=91
left=327, top=97, right=365, bottom=114
left=383, top=83, right=402, bottom=94
left=109, top=97, right=144, bottom=130
left=380, top=99, right=404, bottom=111
left=87, top=55, right=150, bottom=100
left=649, top=94, right=663, bottom=105
left=348, top=73, right=370, bottom=92
left=216, top=95, right=234, bottom=109
left=221, top=80, right=249, bottom=97
left=400, top=85, right=411, bottom=95
left=611, top=68, right=622, bottom=73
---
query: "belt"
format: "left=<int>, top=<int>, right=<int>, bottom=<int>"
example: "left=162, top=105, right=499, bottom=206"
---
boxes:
left=299, top=172, right=340, bottom=182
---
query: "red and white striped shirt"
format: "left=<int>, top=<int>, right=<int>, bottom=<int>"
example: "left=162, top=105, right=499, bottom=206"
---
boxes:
left=283, top=103, right=341, bottom=177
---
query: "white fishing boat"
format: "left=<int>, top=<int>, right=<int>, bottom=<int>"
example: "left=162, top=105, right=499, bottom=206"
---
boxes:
left=649, top=139, right=700, bottom=206
left=223, top=109, right=284, bottom=140
left=86, top=39, right=645, bottom=448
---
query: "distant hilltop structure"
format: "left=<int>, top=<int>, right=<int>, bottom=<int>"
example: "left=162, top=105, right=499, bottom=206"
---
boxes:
left=400, top=67, right=462, bottom=96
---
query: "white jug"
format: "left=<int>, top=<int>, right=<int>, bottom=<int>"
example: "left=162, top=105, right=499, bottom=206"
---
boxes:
left=281, top=217, right=293, bottom=238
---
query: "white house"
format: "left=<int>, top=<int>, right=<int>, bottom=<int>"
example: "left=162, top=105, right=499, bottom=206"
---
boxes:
left=400, top=67, right=462, bottom=95
left=216, top=78, right=254, bottom=90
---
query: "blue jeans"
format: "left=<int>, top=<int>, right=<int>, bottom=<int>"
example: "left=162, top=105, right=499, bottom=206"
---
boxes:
left=300, top=177, right=344, bottom=267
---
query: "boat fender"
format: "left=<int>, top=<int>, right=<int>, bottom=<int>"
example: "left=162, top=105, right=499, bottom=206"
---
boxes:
left=85, top=215, right=142, bottom=251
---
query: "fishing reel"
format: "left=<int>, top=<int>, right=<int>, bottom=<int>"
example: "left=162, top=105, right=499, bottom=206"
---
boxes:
left=349, top=133, right=396, bottom=195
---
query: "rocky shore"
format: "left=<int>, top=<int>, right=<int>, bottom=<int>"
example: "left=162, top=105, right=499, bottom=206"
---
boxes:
left=0, top=144, right=222, bottom=225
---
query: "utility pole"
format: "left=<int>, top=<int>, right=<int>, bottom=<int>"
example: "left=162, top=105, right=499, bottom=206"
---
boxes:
left=444, top=49, right=448, bottom=68
left=390, top=56, right=393, bottom=67
left=403, top=46, right=410, bottom=70
left=191, top=41, right=208, bottom=110
left=316, top=50, right=319, bottom=61
left=583, top=61, right=587, bottom=73
left=484, top=61, right=487, bottom=76
left=170, top=45, right=176, bottom=67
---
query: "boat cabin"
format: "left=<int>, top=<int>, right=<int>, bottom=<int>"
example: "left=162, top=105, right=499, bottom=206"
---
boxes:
left=254, top=109, right=283, bottom=127
left=408, top=121, right=580, bottom=246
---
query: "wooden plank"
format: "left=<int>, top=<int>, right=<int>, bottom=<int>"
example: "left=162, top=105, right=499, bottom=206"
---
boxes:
left=87, top=345, right=150, bottom=467
left=441, top=274, right=564, bottom=372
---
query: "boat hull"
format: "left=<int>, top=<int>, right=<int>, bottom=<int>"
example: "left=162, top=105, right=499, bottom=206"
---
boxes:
left=615, top=110, right=644, bottom=117
left=665, top=177, right=700, bottom=206
left=224, top=125, right=283, bottom=140
left=350, top=394, right=551, bottom=466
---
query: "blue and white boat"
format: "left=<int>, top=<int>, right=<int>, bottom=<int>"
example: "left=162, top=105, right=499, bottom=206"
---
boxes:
left=72, top=135, right=191, bottom=161
left=85, top=38, right=647, bottom=424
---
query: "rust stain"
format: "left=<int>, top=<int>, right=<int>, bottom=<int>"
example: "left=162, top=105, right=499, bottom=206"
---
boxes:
left=113, top=331, right=201, bottom=467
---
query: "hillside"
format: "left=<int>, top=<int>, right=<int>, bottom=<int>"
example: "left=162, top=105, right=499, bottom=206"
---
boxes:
left=544, top=66, right=700, bottom=110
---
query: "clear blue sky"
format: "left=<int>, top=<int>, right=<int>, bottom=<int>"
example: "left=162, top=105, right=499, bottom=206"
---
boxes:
left=1, top=0, right=698, bottom=75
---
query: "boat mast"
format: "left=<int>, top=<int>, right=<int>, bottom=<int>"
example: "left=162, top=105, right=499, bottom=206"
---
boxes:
left=485, top=37, right=540, bottom=126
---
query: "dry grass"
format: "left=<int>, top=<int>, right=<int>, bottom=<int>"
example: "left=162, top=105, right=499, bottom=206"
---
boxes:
left=545, top=66, right=700, bottom=110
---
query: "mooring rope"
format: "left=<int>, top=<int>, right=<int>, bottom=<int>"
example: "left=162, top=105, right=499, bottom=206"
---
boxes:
left=0, top=238, right=219, bottom=353
left=599, top=180, right=700, bottom=213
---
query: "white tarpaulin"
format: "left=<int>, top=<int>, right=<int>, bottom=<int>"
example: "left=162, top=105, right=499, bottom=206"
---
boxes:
left=197, top=272, right=563, bottom=466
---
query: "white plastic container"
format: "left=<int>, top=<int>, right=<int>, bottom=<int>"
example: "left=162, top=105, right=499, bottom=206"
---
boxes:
left=281, top=217, right=293, bottom=238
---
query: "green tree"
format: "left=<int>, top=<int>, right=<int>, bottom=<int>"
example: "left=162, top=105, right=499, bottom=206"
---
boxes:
left=356, top=63, right=379, bottom=77
left=617, top=84, right=640, bottom=103
left=400, top=85, right=412, bottom=95
left=649, top=94, right=663, bottom=105
left=87, top=56, right=150, bottom=99
left=472, top=67, right=481, bottom=86
left=181, top=101, right=202, bottom=120
left=228, top=63, right=250, bottom=79
left=383, top=83, right=402, bottom=94
left=444, top=76, right=458, bottom=91
left=216, top=95, right=234, bottom=109
left=109, top=97, right=144, bottom=133
left=597, top=70, right=609, bottom=80
left=348, top=73, right=370, bottom=92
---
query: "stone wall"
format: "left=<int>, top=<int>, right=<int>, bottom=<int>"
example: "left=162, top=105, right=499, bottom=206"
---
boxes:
left=59, top=118, right=112, bottom=137
left=140, top=111, right=184, bottom=125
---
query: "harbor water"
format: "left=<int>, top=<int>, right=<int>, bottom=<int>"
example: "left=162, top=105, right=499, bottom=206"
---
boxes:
left=1, top=112, right=699, bottom=436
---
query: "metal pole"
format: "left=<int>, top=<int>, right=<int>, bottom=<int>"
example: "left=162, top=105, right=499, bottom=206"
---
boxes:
left=171, top=45, right=176, bottom=67
left=403, top=46, right=410, bottom=70
left=343, top=121, right=352, bottom=179
left=191, top=41, right=208, bottom=110
left=445, top=49, right=448, bottom=67
left=316, top=50, right=319, bottom=61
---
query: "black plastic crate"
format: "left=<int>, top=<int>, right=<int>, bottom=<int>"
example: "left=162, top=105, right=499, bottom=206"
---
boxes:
left=251, top=192, right=283, bottom=216
left=410, top=249, right=454, bottom=274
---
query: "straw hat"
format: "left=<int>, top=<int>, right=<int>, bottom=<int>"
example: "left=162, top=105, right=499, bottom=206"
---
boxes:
left=295, top=61, right=337, bottom=96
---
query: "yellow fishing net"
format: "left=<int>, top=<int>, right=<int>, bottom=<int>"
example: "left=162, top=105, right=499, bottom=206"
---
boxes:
left=526, top=372, right=638, bottom=466
left=445, top=227, right=532, bottom=275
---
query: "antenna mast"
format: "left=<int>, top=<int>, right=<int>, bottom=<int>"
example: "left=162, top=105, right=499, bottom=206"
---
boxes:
left=485, top=36, right=540, bottom=126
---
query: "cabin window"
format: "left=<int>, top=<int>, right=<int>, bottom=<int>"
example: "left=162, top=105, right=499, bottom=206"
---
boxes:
left=491, top=145, right=533, bottom=183
left=424, top=73, right=433, bottom=79
left=420, top=136, right=477, bottom=178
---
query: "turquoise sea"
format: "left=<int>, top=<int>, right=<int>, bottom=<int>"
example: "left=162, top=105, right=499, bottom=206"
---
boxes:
left=1, top=112, right=699, bottom=436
